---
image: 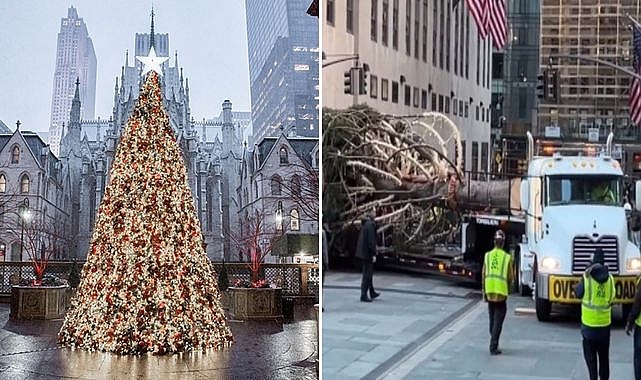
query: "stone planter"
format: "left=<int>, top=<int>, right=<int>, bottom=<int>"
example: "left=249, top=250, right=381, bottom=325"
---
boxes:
left=10, top=285, right=69, bottom=320
left=229, top=287, right=283, bottom=320
left=219, top=290, right=230, bottom=311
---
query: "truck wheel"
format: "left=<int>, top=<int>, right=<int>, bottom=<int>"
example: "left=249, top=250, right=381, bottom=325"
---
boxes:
left=535, top=289, right=552, bottom=322
left=623, top=303, right=633, bottom=320
left=513, top=247, right=532, bottom=296
left=520, top=283, right=532, bottom=297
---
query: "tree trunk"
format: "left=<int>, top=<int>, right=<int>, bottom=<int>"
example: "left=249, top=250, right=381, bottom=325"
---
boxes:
left=454, top=178, right=522, bottom=213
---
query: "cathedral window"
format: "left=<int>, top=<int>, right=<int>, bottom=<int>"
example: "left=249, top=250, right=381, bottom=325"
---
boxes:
left=276, top=201, right=284, bottom=231
left=290, top=209, right=300, bottom=231
left=20, top=174, right=29, bottom=194
left=11, top=146, right=20, bottom=164
left=279, top=147, right=289, bottom=164
left=0, top=174, right=5, bottom=193
left=271, top=175, right=282, bottom=196
left=291, top=175, right=301, bottom=196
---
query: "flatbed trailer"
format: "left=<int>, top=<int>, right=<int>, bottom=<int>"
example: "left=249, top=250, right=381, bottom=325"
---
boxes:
left=374, top=212, right=526, bottom=287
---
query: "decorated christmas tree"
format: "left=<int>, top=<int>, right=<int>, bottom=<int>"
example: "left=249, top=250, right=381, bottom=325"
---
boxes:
left=58, top=70, right=233, bottom=355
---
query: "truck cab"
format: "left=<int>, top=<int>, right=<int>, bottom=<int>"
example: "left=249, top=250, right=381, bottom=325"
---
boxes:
left=519, top=132, right=641, bottom=321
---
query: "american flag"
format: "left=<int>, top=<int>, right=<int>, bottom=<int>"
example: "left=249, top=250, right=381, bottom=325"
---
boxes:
left=466, top=0, right=507, bottom=50
left=466, top=0, right=488, bottom=39
left=630, top=25, right=641, bottom=126
left=488, top=0, right=507, bottom=49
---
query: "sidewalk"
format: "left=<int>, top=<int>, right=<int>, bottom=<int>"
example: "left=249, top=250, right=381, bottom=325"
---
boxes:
left=399, top=297, right=636, bottom=380
left=0, top=302, right=318, bottom=379
left=322, top=270, right=479, bottom=379
left=322, top=270, right=636, bottom=380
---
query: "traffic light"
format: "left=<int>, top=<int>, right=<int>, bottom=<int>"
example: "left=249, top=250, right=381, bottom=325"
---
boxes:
left=550, top=69, right=560, bottom=102
left=359, top=63, right=370, bottom=95
left=344, top=69, right=353, bottom=94
left=536, top=69, right=549, bottom=100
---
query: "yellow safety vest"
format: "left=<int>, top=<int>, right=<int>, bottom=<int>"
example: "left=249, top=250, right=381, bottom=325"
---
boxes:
left=581, top=274, right=614, bottom=327
left=484, top=248, right=509, bottom=296
left=623, top=276, right=641, bottom=327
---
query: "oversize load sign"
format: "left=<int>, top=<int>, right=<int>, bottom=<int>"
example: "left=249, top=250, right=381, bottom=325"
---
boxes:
left=548, top=275, right=637, bottom=303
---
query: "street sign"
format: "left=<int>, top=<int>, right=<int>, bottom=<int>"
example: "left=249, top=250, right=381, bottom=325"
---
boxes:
left=588, top=128, right=599, bottom=142
left=545, top=126, right=561, bottom=138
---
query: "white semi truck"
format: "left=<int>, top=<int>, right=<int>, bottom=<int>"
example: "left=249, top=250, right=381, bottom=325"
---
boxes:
left=518, top=132, right=641, bottom=321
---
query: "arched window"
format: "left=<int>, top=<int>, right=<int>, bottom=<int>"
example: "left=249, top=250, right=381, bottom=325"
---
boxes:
left=271, top=175, right=282, bottom=195
left=11, top=146, right=20, bottom=164
left=290, top=209, right=300, bottom=231
left=279, top=146, right=289, bottom=164
left=254, top=181, right=259, bottom=199
left=20, top=174, right=29, bottom=194
left=291, top=175, right=301, bottom=196
left=276, top=201, right=283, bottom=231
left=0, top=174, right=5, bottom=193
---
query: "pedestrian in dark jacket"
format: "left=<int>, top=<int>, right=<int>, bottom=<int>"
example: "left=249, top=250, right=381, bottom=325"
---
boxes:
left=355, top=212, right=379, bottom=302
left=574, top=248, right=615, bottom=380
left=625, top=273, right=641, bottom=380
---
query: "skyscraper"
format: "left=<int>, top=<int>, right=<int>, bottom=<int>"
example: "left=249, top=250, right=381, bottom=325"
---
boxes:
left=245, top=0, right=319, bottom=142
left=538, top=1, right=639, bottom=141
left=49, top=6, right=97, bottom=156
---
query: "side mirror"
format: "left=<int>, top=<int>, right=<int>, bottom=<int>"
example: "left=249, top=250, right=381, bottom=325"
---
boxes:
left=520, top=179, right=530, bottom=211
left=636, top=181, right=641, bottom=211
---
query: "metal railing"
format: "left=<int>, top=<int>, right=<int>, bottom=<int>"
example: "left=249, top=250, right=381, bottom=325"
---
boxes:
left=0, top=261, right=319, bottom=297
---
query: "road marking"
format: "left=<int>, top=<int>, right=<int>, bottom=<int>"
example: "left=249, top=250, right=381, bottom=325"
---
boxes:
left=514, top=307, right=536, bottom=315
left=374, top=301, right=485, bottom=380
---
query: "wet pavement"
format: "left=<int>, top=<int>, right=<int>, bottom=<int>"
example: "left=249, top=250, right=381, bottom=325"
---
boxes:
left=0, top=301, right=318, bottom=379
left=323, top=270, right=636, bottom=379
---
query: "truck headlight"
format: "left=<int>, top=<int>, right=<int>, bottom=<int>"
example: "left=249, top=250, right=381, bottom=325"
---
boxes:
left=541, top=257, right=560, bottom=270
left=626, top=258, right=641, bottom=271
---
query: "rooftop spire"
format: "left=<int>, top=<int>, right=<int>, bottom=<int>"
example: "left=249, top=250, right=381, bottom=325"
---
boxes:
left=175, top=50, right=178, bottom=68
left=125, top=49, right=129, bottom=66
left=74, top=77, right=80, bottom=101
left=149, top=6, right=155, bottom=50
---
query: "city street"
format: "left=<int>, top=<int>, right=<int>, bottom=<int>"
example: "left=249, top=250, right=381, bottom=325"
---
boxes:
left=322, top=269, right=636, bottom=379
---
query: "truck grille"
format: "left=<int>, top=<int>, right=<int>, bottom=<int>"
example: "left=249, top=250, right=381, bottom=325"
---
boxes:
left=572, top=235, right=618, bottom=273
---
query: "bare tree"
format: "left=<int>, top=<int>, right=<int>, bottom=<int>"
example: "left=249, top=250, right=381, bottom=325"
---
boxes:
left=5, top=209, right=72, bottom=284
left=226, top=211, right=287, bottom=286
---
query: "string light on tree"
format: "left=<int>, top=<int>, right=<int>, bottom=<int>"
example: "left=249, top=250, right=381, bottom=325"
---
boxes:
left=58, top=72, right=233, bottom=355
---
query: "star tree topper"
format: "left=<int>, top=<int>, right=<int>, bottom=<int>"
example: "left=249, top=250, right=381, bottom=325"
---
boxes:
left=136, top=46, right=169, bottom=76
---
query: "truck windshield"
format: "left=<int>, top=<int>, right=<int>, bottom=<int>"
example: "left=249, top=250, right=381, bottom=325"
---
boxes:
left=546, top=175, right=621, bottom=206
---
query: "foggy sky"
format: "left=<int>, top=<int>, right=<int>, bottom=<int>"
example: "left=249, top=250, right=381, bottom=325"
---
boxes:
left=0, top=0, right=251, bottom=134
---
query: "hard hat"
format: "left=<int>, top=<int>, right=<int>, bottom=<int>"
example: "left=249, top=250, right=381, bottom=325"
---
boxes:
left=625, top=202, right=632, bottom=211
left=494, top=230, right=505, bottom=241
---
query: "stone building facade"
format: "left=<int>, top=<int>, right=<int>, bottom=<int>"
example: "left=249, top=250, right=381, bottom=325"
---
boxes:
left=238, top=131, right=319, bottom=263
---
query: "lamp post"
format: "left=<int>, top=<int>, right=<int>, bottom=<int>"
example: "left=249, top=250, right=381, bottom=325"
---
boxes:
left=18, top=199, right=31, bottom=263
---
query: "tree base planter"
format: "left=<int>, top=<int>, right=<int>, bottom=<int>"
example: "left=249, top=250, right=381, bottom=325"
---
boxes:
left=229, top=287, right=283, bottom=320
left=10, top=285, right=69, bottom=320
left=219, top=290, right=230, bottom=311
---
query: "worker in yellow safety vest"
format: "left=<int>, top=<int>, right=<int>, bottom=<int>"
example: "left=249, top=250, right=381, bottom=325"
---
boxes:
left=574, top=248, right=615, bottom=380
left=482, top=230, right=513, bottom=355
left=625, top=273, right=641, bottom=380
